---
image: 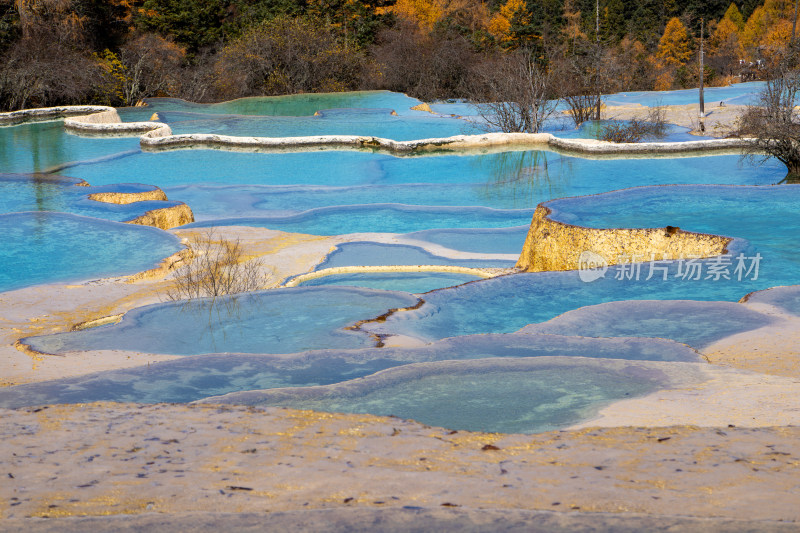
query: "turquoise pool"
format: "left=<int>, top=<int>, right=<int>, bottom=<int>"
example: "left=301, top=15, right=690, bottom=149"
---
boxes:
left=2, top=86, right=798, bottom=434
left=0, top=211, right=181, bottom=292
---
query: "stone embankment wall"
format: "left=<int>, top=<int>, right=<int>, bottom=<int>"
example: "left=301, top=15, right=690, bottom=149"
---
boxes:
left=63, top=108, right=169, bottom=135
left=1, top=104, right=754, bottom=156
left=139, top=129, right=751, bottom=156
left=516, top=205, right=731, bottom=272
left=0, top=105, right=110, bottom=125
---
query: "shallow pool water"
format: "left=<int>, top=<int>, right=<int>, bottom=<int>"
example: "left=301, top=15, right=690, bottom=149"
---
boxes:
left=314, top=242, right=515, bottom=269
left=603, top=81, right=765, bottom=107
left=144, top=91, right=431, bottom=117
left=25, top=286, right=420, bottom=355
left=0, top=120, right=139, bottom=174
left=183, top=204, right=535, bottom=235
left=62, top=149, right=784, bottom=247
left=368, top=185, right=800, bottom=343
left=158, top=110, right=478, bottom=141
left=0, top=211, right=181, bottom=292
left=0, top=174, right=187, bottom=222
left=0, top=334, right=701, bottom=407
left=745, top=285, right=800, bottom=317
left=404, top=227, right=529, bottom=254
left=297, top=272, right=482, bottom=293
left=554, top=121, right=715, bottom=142
left=5, top=88, right=800, bottom=433
left=518, top=300, right=777, bottom=350
left=201, top=357, right=709, bottom=434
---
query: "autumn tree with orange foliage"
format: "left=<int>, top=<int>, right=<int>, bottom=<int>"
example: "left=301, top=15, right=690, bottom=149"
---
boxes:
left=657, top=17, right=692, bottom=68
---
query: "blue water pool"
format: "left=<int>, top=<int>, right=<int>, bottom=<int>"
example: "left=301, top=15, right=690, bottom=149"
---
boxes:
left=0, top=120, right=139, bottom=174
left=745, top=284, right=800, bottom=317
left=156, top=109, right=478, bottom=141
left=0, top=334, right=701, bottom=407
left=0, top=211, right=182, bottom=292
left=200, top=357, right=709, bottom=434
left=143, top=91, right=431, bottom=117
left=0, top=173, right=187, bottom=222
left=368, top=185, right=800, bottom=343
left=314, top=242, right=515, bottom=269
left=183, top=204, right=535, bottom=235
left=603, top=81, right=765, bottom=107
left=5, top=87, right=800, bottom=434
left=518, top=300, right=777, bottom=350
left=24, top=286, right=420, bottom=355
left=554, top=121, right=715, bottom=142
left=404, top=227, right=529, bottom=255
left=297, top=272, right=482, bottom=293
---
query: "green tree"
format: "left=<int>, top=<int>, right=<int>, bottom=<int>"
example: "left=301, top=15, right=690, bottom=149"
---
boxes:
left=0, top=0, right=19, bottom=55
left=724, top=2, right=746, bottom=30
left=135, top=0, right=231, bottom=53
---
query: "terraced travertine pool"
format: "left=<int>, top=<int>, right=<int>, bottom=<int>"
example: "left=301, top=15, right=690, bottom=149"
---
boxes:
left=2, top=85, right=796, bottom=433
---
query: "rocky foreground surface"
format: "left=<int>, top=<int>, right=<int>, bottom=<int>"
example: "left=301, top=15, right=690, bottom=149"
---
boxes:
left=2, top=402, right=799, bottom=526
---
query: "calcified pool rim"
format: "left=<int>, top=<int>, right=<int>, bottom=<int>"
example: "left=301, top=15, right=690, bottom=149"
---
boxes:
left=2, top=104, right=755, bottom=159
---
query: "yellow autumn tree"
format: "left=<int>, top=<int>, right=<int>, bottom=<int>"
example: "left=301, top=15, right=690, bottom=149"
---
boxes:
left=739, top=2, right=794, bottom=60
left=763, top=0, right=794, bottom=20
left=723, top=2, right=745, bottom=31
left=389, top=0, right=443, bottom=32
left=761, top=18, right=793, bottom=63
left=657, top=17, right=692, bottom=68
left=709, top=17, right=740, bottom=55
left=387, top=0, right=489, bottom=34
left=740, top=6, right=765, bottom=58
left=562, top=0, right=585, bottom=45
left=488, top=0, right=527, bottom=44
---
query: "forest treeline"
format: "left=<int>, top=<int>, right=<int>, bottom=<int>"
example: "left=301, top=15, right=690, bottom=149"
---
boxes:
left=0, top=0, right=795, bottom=110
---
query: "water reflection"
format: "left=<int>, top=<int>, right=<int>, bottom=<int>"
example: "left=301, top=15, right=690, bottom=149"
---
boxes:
left=0, top=122, right=67, bottom=173
left=478, top=150, right=571, bottom=207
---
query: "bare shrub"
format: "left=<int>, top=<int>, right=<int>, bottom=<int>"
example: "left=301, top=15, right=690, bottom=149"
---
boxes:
left=371, top=21, right=477, bottom=101
left=213, top=15, right=367, bottom=100
left=164, top=230, right=274, bottom=303
left=600, top=105, right=667, bottom=143
left=552, top=41, right=622, bottom=127
left=470, top=50, right=557, bottom=134
left=0, top=35, right=104, bottom=110
left=119, top=33, right=186, bottom=104
left=737, top=49, right=800, bottom=183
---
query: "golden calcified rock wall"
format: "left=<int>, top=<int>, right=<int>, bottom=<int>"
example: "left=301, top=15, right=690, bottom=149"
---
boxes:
left=88, top=188, right=168, bottom=205
left=125, top=203, right=195, bottom=230
left=516, top=205, right=731, bottom=272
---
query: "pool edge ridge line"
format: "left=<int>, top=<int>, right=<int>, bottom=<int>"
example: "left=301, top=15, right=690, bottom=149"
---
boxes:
left=136, top=129, right=754, bottom=157
left=0, top=105, right=113, bottom=126
left=282, top=265, right=505, bottom=288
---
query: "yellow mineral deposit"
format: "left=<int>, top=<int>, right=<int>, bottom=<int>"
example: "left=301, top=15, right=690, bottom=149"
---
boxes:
left=87, top=188, right=168, bottom=205
left=125, top=203, right=195, bottom=230
left=516, top=205, right=730, bottom=272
